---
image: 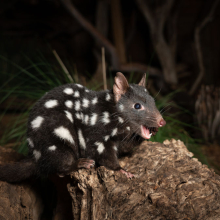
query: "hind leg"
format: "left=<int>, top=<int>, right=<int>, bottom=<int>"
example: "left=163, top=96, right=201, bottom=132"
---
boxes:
left=39, top=146, right=95, bottom=177
left=56, top=156, right=95, bottom=177
left=28, top=113, right=95, bottom=177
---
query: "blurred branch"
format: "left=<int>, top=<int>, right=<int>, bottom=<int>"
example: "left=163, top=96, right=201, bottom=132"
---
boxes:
left=102, top=47, right=107, bottom=90
left=136, top=0, right=177, bottom=85
left=61, top=0, right=163, bottom=81
left=93, top=0, right=110, bottom=85
left=120, top=63, right=162, bottom=76
left=189, top=0, right=220, bottom=95
left=156, top=0, right=174, bottom=33
left=167, top=2, right=180, bottom=58
left=111, top=0, right=127, bottom=63
left=136, top=0, right=155, bottom=31
left=61, top=0, right=120, bottom=69
left=95, top=0, right=109, bottom=38
left=125, top=11, right=137, bottom=49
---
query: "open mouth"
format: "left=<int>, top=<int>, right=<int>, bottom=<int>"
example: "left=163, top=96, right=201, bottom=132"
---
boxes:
left=140, top=125, right=159, bottom=139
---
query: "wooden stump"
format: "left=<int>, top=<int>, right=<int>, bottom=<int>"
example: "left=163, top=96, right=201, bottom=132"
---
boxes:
left=1, top=140, right=220, bottom=219
left=0, top=147, right=43, bottom=220
left=68, top=140, right=220, bottom=220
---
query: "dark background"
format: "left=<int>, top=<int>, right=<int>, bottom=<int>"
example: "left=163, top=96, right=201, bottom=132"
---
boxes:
left=0, top=0, right=220, bottom=170
left=0, top=0, right=219, bottom=85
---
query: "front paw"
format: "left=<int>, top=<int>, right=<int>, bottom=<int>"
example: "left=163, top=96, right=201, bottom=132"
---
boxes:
left=77, top=158, right=95, bottom=169
left=119, top=169, right=135, bottom=179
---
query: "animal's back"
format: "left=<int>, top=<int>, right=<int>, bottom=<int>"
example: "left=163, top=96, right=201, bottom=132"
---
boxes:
left=26, top=83, right=122, bottom=176
left=0, top=72, right=166, bottom=182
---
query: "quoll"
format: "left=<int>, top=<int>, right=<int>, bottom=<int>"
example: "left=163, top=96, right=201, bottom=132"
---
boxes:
left=0, top=72, right=166, bottom=182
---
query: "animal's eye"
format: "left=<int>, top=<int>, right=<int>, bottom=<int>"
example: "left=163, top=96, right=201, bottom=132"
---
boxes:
left=134, top=103, right=141, bottom=109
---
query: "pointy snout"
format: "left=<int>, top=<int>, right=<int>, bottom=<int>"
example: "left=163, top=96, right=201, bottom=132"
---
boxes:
left=158, top=118, right=166, bottom=127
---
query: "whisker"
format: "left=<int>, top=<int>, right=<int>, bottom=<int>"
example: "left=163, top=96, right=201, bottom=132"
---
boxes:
left=154, top=87, right=162, bottom=99
left=159, top=102, right=173, bottom=113
left=122, top=126, right=140, bottom=143
left=161, top=106, right=172, bottom=115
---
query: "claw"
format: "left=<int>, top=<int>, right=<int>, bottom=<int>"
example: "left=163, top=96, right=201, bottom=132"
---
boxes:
left=119, top=169, right=135, bottom=179
left=77, top=158, right=95, bottom=169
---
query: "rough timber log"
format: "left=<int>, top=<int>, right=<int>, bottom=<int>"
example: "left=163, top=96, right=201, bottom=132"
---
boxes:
left=0, top=146, right=43, bottom=220
left=68, top=140, right=220, bottom=220
left=1, top=140, right=220, bottom=219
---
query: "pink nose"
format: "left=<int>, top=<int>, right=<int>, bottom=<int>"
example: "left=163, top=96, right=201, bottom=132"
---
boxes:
left=159, top=119, right=166, bottom=127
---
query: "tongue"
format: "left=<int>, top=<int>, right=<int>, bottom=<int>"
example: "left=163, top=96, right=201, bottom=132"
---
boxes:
left=141, top=125, right=152, bottom=139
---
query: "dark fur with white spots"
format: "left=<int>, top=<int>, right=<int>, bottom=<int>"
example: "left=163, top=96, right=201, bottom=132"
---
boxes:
left=0, top=72, right=165, bottom=182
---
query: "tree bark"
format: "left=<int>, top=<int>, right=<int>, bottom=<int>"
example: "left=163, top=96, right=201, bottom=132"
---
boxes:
left=68, top=140, right=220, bottom=220
left=1, top=140, right=220, bottom=219
left=0, top=146, right=44, bottom=220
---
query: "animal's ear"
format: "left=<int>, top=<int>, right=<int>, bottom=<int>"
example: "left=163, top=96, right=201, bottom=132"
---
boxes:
left=113, top=72, right=129, bottom=102
left=138, top=73, right=146, bottom=87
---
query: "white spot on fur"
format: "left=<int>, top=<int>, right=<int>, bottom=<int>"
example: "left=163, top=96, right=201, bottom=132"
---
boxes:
left=48, top=145, right=56, bottom=151
left=91, top=97, right=98, bottom=104
left=31, top=116, right=44, bottom=129
left=75, top=84, right=83, bottom=88
left=90, top=113, right=98, bottom=125
left=65, top=100, right=73, bottom=108
left=95, top=142, right=105, bottom=154
left=75, top=112, right=84, bottom=120
left=106, top=93, right=111, bottom=101
left=119, top=104, right=124, bottom=111
left=27, top=138, right=34, bottom=148
left=85, top=89, right=89, bottom=93
left=118, top=117, right=124, bottom=123
left=102, top=112, right=110, bottom=124
left=84, top=115, right=89, bottom=124
left=82, top=99, right=89, bottom=108
left=111, top=128, right=118, bottom=136
left=75, top=100, right=81, bottom=111
left=80, top=112, right=84, bottom=121
left=54, top=126, right=74, bottom=144
left=104, top=135, right=110, bottom=141
left=63, top=88, right=74, bottom=95
left=75, top=113, right=81, bottom=120
left=64, top=110, right=73, bottom=123
left=33, top=150, right=41, bottom=160
left=144, top=89, right=147, bottom=92
left=74, top=91, right=80, bottom=97
left=45, top=100, right=58, bottom=108
left=126, top=127, right=130, bottom=131
left=78, top=129, right=86, bottom=149
left=113, top=145, right=117, bottom=151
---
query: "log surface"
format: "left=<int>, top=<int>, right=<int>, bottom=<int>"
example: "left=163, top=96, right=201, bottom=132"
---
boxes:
left=68, top=139, right=220, bottom=220
left=0, top=147, right=43, bottom=220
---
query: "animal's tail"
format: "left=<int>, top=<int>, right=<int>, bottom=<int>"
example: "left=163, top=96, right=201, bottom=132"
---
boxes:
left=0, top=159, right=36, bottom=182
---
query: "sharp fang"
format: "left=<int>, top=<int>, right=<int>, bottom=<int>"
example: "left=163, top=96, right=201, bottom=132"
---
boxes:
left=150, top=133, right=152, bottom=136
